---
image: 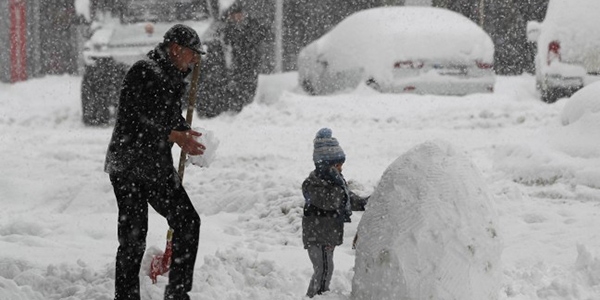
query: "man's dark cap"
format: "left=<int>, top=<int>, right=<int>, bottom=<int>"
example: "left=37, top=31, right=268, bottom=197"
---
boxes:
left=229, top=2, right=244, bottom=14
left=163, top=24, right=205, bottom=54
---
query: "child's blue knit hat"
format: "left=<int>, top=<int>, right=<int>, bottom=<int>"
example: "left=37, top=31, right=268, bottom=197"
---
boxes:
left=313, top=128, right=346, bottom=166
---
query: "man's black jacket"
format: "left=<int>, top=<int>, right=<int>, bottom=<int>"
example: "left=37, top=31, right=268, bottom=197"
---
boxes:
left=104, top=45, right=191, bottom=180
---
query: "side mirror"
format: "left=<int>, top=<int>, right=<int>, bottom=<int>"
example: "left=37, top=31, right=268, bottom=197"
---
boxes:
left=526, top=21, right=542, bottom=43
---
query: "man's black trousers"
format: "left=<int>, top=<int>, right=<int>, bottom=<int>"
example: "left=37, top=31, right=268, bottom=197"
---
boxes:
left=110, top=170, right=200, bottom=300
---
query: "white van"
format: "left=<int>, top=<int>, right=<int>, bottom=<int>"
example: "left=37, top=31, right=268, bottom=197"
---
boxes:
left=527, top=0, right=600, bottom=103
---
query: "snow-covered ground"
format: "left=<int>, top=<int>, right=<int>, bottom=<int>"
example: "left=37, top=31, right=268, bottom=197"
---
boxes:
left=1, top=73, right=600, bottom=299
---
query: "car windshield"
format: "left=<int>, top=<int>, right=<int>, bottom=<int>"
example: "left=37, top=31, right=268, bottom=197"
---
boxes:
left=121, top=0, right=208, bottom=23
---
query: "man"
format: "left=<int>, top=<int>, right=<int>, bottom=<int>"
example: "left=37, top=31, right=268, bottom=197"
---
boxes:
left=196, top=2, right=268, bottom=118
left=222, top=2, right=268, bottom=112
left=105, top=24, right=206, bottom=300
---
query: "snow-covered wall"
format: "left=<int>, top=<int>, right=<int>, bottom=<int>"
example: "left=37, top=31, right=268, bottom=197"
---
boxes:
left=352, top=140, right=502, bottom=300
left=1, top=0, right=42, bottom=83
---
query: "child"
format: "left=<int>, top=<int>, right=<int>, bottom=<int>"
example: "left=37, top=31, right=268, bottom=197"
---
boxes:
left=302, top=128, right=369, bottom=298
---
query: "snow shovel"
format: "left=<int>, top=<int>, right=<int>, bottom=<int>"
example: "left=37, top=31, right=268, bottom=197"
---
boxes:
left=149, top=60, right=202, bottom=283
left=177, top=59, right=202, bottom=181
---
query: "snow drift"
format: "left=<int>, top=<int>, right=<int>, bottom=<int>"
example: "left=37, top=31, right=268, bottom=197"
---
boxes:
left=352, top=140, right=502, bottom=300
left=561, top=81, right=600, bottom=126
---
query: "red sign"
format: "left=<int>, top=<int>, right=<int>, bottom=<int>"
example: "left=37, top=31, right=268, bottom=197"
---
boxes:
left=10, top=0, right=27, bottom=83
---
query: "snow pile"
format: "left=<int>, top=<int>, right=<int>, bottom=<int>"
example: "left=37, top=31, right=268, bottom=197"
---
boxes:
left=0, top=276, right=44, bottom=300
left=137, top=248, right=308, bottom=300
left=0, top=259, right=113, bottom=300
left=550, top=112, right=600, bottom=161
left=192, top=249, right=303, bottom=300
left=504, top=244, right=600, bottom=299
left=4, top=74, right=600, bottom=300
left=352, top=140, right=502, bottom=300
left=561, top=81, right=600, bottom=125
left=254, top=72, right=300, bottom=105
left=494, top=86, right=600, bottom=189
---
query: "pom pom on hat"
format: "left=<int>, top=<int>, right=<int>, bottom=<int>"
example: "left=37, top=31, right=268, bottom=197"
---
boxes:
left=316, top=128, right=332, bottom=139
left=313, top=128, right=345, bottom=166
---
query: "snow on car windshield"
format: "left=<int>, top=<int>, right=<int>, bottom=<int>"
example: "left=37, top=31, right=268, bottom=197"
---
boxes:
left=122, top=0, right=208, bottom=23
left=316, top=6, right=494, bottom=80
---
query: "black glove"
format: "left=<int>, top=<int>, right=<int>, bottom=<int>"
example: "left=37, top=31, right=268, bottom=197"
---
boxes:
left=327, top=166, right=346, bottom=187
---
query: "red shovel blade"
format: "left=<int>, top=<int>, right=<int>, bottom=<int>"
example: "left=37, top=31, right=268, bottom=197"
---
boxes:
left=149, top=252, right=171, bottom=283
left=149, top=229, right=174, bottom=284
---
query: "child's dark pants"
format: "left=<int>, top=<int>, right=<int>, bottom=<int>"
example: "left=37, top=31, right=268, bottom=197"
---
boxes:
left=306, top=244, right=335, bottom=298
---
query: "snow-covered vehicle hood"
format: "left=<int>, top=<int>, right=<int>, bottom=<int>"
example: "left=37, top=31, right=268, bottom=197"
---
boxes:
left=307, top=6, right=494, bottom=81
left=298, top=6, right=495, bottom=95
left=81, top=0, right=238, bottom=67
left=83, top=20, right=212, bottom=66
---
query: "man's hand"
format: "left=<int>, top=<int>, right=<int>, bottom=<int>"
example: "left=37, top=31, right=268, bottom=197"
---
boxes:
left=169, top=129, right=206, bottom=156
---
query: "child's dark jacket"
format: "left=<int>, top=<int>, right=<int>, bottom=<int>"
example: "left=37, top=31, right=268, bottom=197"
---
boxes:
left=302, top=171, right=368, bottom=248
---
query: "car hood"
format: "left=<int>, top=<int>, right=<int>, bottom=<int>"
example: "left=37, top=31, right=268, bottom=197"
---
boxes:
left=83, top=20, right=212, bottom=66
left=309, top=6, right=494, bottom=80
left=88, top=20, right=212, bottom=50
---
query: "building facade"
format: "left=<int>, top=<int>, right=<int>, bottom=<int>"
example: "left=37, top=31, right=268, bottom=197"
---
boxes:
left=1, top=0, right=79, bottom=83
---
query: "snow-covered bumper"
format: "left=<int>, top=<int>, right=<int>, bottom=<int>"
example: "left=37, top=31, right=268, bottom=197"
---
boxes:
left=541, top=61, right=600, bottom=90
left=300, top=65, right=495, bottom=96
left=380, top=74, right=495, bottom=95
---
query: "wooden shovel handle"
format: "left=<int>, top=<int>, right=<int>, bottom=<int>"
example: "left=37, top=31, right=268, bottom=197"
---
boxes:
left=177, top=60, right=202, bottom=181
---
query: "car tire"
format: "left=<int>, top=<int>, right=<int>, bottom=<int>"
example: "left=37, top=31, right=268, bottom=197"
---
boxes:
left=541, top=86, right=579, bottom=104
left=366, top=77, right=382, bottom=92
left=301, top=79, right=316, bottom=95
left=541, top=86, right=557, bottom=103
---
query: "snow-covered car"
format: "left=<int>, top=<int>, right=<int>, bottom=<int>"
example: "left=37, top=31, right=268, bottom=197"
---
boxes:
left=526, top=0, right=600, bottom=103
left=81, top=0, right=215, bottom=126
left=297, top=6, right=495, bottom=96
